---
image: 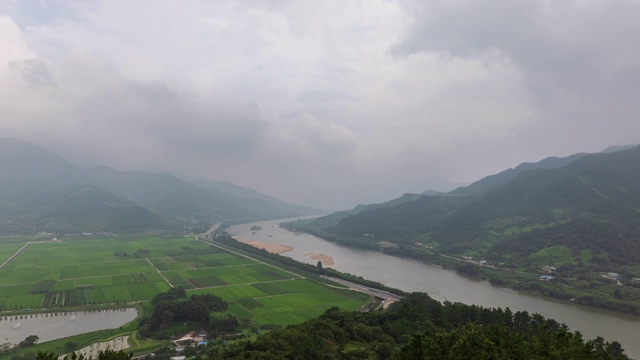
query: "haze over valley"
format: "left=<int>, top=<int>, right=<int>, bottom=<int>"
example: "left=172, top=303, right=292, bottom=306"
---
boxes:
left=2, top=1, right=640, bottom=209
left=2, top=1, right=640, bottom=359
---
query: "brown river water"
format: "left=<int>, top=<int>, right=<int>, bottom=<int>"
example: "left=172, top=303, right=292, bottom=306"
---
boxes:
left=228, top=218, right=640, bottom=359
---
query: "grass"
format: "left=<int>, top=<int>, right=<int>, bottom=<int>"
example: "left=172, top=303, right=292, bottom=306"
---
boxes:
left=0, top=235, right=370, bottom=356
left=529, top=245, right=578, bottom=268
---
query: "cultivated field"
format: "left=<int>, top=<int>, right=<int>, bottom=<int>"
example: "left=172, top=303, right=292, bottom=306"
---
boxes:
left=0, top=236, right=368, bottom=326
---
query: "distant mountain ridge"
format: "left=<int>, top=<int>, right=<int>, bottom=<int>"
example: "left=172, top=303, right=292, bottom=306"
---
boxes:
left=450, top=152, right=590, bottom=196
left=292, top=144, right=640, bottom=270
left=410, top=175, right=469, bottom=194
left=180, top=176, right=318, bottom=217
left=0, top=138, right=318, bottom=235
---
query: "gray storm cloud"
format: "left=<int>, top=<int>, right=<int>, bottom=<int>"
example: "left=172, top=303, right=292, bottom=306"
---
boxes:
left=0, top=1, right=639, bottom=209
left=391, top=0, right=640, bottom=152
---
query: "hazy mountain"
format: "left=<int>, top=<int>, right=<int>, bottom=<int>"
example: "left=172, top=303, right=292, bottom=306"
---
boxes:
left=601, top=144, right=637, bottom=153
left=0, top=138, right=164, bottom=234
left=450, top=152, right=590, bottom=196
left=0, top=138, right=315, bottom=235
left=284, top=193, right=426, bottom=232
left=180, top=176, right=320, bottom=217
left=0, top=137, right=77, bottom=193
left=296, top=145, right=640, bottom=267
left=453, top=144, right=638, bottom=197
left=413, top=175, right=469, bottom=193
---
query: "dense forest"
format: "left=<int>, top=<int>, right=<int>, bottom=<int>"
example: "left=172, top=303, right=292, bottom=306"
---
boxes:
left=30, top=293, right=629, bottom=359
left=205, top=292, right=627, bottom=359
left=138, top=287, right=237, bottom=339
left=284, top=147, right=640, bottom=313
left=292, top=146, right=640, bottom=265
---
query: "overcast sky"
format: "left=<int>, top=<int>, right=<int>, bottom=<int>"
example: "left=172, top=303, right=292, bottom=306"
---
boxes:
left=1, top=0, right=639, bottom=209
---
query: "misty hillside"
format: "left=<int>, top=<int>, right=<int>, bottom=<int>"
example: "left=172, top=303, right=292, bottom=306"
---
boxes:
left=284, top=192, right=426, bottom=233
left=449, top=152, right=590, bottom=196
left=0, top=138, right=316, bottom=235
left=180, top=176, right=318, bottom=217
left=291, top=145, right=640, bottom=268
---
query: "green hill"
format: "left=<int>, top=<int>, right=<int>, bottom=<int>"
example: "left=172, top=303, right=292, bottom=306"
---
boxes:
left=0, top=138, right=315, bottom=235
left=300, top=146, right=640, bottom=262
left=287, top=146, right=640, bottom=312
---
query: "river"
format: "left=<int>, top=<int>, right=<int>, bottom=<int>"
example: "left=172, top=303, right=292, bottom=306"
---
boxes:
left=0, top=308, right=137, bottom=346
left=228, top=218, right=640, bottom=359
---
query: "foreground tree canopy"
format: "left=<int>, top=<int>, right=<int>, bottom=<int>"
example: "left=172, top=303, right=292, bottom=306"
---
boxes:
left=208, top=293, right=628, bottom=359
left=32, top=293, right=628, bottom=360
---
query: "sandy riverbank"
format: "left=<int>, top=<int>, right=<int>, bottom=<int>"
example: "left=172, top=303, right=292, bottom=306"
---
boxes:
left=304, top=252, right=335, bottom=266
left=233, top=236, right=293, bottom=254
left=59, top=336, right=129, bottom=360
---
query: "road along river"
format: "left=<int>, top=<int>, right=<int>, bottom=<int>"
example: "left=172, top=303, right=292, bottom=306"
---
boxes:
left=228, top=218, right=640, bottom=359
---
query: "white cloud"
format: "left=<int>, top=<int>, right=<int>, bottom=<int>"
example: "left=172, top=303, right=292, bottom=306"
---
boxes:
left=0, top=16, right=34, bottom=71
left=0, top=1, right=639, bottom=208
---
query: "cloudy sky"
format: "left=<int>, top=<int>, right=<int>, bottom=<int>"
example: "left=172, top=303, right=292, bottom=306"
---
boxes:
left=1, top=0, right=639, bottom=209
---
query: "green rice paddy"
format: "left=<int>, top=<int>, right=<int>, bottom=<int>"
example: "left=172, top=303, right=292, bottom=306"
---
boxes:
left=0, top=236, right=369, bottom=326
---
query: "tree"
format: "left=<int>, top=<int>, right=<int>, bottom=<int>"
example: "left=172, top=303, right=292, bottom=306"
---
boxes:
left=613, top=289, right=622, bottom=299
left=19, top=335, right=39, bottom=348
left=34, top=352, right=56, bottom=360
left=209, top=313, right=239, bottom=337
left=0, top=343, right=12, bottom=354
left=96, top=350, right=132, bottom=360
left=161, top=310, right=175, bottom=325
left=64, top=342, right=79, bottom=352
left=317, top=261, right=323, bottom=269
left=41, top=350, right=132, bottom=360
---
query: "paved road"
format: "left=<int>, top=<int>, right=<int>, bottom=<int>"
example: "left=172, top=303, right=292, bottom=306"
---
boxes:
left=322, top=276, right=404, bottom=301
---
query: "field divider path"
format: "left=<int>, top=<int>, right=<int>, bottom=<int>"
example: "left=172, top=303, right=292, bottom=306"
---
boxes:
left=0, top=242, right=32, bottom=269
left=161, top=262, right=263, bottom=273
left=195, top=238, right=305, bottom=280
left=30, top=257, right=147, bottom=269
left=145, top=258, right=174, bottom=288
left=186, top=278, right=298, bottom=292
left=232, top=292, right=297, bottom=302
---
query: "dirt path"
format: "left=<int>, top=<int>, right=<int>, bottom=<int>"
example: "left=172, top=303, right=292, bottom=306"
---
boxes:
left=0, top=242, right=32, bottom=269
left=145, top=258, right=174, bottom=288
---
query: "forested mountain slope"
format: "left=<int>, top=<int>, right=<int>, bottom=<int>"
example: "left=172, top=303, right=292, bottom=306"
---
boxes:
left=0, top=138, right=313, bottom=235
left=291, top=146, right=640, bottom=269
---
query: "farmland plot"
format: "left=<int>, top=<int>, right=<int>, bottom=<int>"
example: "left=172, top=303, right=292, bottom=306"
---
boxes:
left=0, top=236, right=368, bottom=328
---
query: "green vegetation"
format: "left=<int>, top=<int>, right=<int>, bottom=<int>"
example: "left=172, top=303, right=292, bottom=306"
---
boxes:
left=0, top=234, right=370, bottom=358
left=0, top=138, right=317, bottom=236
left=285, top=146, right=640, bottom=315
left=35, top=349, right=132, bottom=360
left=0, top=235, right=367, bottom=313
left=139, top=288, right=231, bottom=338
left=16, top=292, right=630, bottom=360
left=206, top=293, right=629, bottom=359
left=214, top=233, right=406, bottom=297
